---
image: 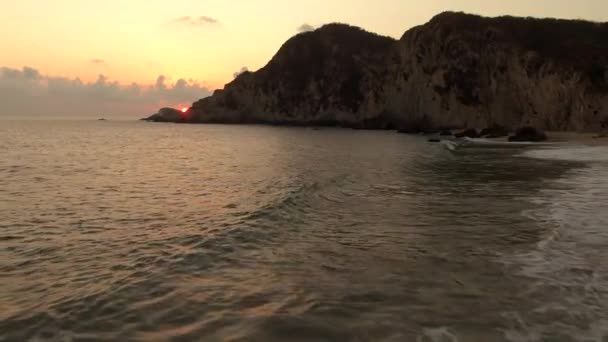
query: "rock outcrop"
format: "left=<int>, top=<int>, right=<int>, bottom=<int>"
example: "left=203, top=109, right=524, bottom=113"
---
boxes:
left=509, top=126, right=548, bottom=142
left=454, top=128, right=480, bottom=138
left=480, top=125, right=509, bottom=138
left=147, top=12, right=608, bottom=132
left=143, top=107, right=184, bottom=122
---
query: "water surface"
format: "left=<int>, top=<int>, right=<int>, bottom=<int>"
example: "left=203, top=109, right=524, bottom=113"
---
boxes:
left=1, top=120, right=607, bottom=341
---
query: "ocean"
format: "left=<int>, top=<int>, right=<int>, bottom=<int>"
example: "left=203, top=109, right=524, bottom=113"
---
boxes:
left=1, top=120, right=607, bottom=341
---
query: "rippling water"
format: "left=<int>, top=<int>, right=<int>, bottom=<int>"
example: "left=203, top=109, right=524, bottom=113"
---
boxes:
left=1, top=120, right=608, bottom=341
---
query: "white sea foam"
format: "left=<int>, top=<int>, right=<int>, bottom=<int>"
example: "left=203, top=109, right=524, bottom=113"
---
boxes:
left=502, top=150, right=608, bottom=341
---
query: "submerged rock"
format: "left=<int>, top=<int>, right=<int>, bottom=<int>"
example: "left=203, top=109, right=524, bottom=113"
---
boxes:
left=508, top=127, right=548, bottom=142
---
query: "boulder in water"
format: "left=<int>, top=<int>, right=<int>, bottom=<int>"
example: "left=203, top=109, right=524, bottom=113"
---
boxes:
left=508, top=127, right=548, bottom=142
left=480, top=125, right=509, bottom=138
left=454, top=128, right=480, bottom=138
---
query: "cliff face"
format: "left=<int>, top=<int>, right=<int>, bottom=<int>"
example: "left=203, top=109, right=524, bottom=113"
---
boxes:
left=384, top=12, right=608, bottom=131
left=152, top=12, right=608, bottom=131
left=189, top=24, right=396, bottom=127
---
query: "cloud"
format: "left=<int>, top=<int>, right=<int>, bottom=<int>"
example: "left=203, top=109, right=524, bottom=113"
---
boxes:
left=297, top=23, right=315, bottom=33
left=91, top=59, right=105, bottom=64
left=173, top=15, right=220, bottom=26
left=0, top=66, right=213, bottom=118
left=155, top=75, right=167, bottom=90
left=233, top=67, right=249, bottom=79
left=199, top=16, right=219, bottom=24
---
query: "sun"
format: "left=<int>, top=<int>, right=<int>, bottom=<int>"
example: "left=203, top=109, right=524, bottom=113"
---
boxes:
left=181, top=107, right=188, bottom=113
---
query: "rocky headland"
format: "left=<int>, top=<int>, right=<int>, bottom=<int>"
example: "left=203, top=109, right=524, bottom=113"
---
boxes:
left=146, top=12, right=608, bottom=133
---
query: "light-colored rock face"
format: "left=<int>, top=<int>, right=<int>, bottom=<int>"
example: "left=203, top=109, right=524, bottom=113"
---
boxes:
left=157, top=13, right=608, bottom=132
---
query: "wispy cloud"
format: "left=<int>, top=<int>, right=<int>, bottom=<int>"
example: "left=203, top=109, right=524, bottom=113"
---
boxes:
left=297, top=23, right=315, bottom=33
left=0, top=66, right=213, bottom=118
left=173, top=15, right=220, bottom=26
left=91, top=59, right=105, bottom=64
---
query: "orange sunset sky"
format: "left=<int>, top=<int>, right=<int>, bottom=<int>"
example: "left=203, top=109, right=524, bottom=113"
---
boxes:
left=1, top=0, right=606, bottom=117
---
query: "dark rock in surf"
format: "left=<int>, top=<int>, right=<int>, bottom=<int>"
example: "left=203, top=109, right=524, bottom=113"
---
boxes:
left=480, top=125, right=509, bottom=138
left=454, top=128, right=480, bottom=138
left=508, top=127, right=548, bottom=142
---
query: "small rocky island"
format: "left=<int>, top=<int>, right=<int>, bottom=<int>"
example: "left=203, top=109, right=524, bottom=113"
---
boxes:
left=145, top=12, right=608, bottom=133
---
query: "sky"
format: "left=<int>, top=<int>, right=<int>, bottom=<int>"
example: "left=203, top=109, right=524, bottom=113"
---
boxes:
left=1, top=0, right=607, bottom=118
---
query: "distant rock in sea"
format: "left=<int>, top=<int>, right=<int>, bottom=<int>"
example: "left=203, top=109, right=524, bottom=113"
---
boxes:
left=143, top=108, right=184, bottom=122
left=146, top=12, right=608, bottom=132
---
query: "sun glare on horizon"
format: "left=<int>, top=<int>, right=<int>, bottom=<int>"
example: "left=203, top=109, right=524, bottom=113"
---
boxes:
left=181, top=107, right=188, bottom=113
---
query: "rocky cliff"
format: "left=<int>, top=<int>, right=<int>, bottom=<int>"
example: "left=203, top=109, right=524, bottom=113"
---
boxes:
left=149, top=12, right=608, bottom=131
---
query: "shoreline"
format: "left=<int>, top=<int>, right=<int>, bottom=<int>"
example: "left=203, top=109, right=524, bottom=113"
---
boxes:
left=142, top=119, right=608, bottom=146
left=545, top=131, right=608, bottom=147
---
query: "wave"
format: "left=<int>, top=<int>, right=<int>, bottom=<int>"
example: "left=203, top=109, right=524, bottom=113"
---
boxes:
left=500, top=155, right=608, bottom=341
left=521, top=145, right=608, bottom=162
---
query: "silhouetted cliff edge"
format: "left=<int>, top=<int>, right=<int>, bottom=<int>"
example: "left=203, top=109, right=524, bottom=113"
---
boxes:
left=148, top=12, right=608, bottom=131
